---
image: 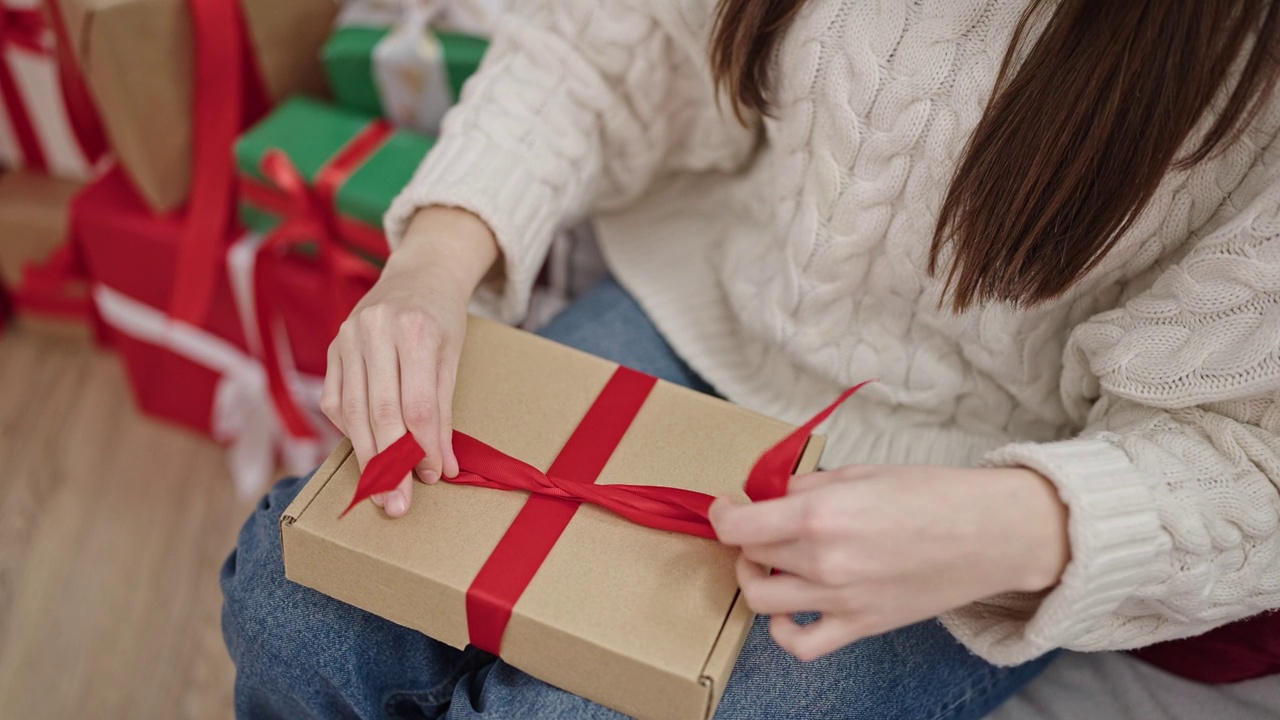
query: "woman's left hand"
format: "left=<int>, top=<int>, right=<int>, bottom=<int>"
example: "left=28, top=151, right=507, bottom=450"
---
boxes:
left=708, top=464, right=1070, bottom=661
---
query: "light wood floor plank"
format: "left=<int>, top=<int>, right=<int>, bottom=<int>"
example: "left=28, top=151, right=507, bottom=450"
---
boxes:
left=0, top=329, right=252, bottom=720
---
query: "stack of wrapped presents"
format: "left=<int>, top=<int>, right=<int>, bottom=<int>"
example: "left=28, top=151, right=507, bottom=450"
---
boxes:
left=0, top=0, right=604, bottom=495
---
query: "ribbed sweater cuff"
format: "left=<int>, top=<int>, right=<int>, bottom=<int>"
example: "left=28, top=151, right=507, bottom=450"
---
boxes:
left=383, top=129, right=563, bottom=325
left=939, top=439, right=1163, bottom=665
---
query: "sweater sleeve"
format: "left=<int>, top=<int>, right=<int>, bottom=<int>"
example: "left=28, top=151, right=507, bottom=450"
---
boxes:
left=383, top=0, right=754, bottom=323
left=940, top=166, right=1280, bottom=665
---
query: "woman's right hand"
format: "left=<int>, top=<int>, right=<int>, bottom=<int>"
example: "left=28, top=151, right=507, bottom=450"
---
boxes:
left=320, top=206, right=500, bottom=518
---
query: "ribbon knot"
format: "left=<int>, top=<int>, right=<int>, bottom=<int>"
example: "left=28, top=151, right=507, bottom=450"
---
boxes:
left=258, top=150, right=345, bottom=258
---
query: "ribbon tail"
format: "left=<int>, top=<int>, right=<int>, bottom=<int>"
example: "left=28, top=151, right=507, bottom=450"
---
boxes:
left=342, top=432, right=425, bottom=517
left=744, top=380, right=874, bottom=502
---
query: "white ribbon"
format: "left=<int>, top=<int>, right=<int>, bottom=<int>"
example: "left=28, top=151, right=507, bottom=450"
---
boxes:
left=372, top=5, right=454, bottom=136
left=93, top=281, right=334, bottom=499
left=0, top=0, right=96, bottom=180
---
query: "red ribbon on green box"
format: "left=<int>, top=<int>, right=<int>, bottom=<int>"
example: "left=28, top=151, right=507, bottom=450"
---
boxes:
left=247, top=121, right=393, bottom=439
left=236, top=97, right=436, bottom=262
left=236, top=98, right=437, bottom=439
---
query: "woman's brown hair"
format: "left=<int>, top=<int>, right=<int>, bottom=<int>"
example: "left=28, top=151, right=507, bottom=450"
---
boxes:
left=711, top=0, right=1280, bottom=310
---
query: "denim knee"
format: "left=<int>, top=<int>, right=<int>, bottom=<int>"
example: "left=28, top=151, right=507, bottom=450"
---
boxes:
left=220, top=476, right=315, bottom=681
left=222, top=475, right=474, bottom=719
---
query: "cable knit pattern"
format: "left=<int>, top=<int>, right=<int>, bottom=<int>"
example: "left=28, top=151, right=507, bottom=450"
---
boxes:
left=385, top=0, right=754, bottom=321
left=385, top=0, right=1280, bottom=664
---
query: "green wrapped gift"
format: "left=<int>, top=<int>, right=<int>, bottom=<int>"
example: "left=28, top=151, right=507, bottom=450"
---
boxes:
left=323, top=17, right=487, bottom=137
left=235, top=97, right=436, bottom=261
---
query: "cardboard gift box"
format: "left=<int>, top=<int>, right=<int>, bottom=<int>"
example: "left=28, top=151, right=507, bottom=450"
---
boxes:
left=323, top=10, right=487, bottom=137
left=0, top=169, right=98, bottom=338
left=55, top=0, right=337, bottom=212
left=282, top=318, right=835, bottom=720
left=0, top=0, right=106, bottom=180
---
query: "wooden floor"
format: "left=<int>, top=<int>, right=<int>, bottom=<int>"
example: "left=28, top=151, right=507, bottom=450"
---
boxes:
left=0, top=326, right=251, bottom=719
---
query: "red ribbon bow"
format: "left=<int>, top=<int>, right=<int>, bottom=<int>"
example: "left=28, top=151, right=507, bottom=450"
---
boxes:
left=347, top=366, right=870, bottom=654
left=249, top=123, right=393, bottom=440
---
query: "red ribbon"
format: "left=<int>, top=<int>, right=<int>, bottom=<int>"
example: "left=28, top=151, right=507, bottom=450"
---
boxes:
left=249, top=121, right=393, bottom=439
left=240, top=170, right=392, bottom=262
left=0, top=3, right=106, bottom=175
left=12, top=243, right=90, bottom=319
left=44, top=0, right=106, bottom=168
left=167, top=0, right=249, bottom=327
left=0, top=5, right=51, bottom=172
left=348, top=368, right=870, bottom=654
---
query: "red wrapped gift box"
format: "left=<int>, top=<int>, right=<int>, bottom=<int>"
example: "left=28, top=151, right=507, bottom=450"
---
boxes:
left=65, top=0, right=333, bottom=495
left=78, top=167, right=333, bottom=493
left=75, top=166, right=247, bottom=434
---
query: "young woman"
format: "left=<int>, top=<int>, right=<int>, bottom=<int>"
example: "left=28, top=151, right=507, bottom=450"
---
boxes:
left=221, top=0, right=1280, bottom=717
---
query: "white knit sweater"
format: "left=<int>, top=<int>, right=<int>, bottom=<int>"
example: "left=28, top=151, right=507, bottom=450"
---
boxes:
left=386, top=0, right=1280, bottom=665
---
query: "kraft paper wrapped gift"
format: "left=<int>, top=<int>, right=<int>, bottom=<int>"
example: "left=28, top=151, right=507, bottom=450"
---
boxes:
left=55, top=0, right=337, bottom=212
left=281, top=318, right=834, bottom=720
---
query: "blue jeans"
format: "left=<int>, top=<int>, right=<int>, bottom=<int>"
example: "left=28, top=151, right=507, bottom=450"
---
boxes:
left=221, top=278, right=1055, bottom=719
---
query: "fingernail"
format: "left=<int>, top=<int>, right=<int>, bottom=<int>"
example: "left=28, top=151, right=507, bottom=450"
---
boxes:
left=421, top=469, right=440, bottom=484
left=387, top=493, right=407, bottom=516
left=372, top=493, right=386, bottom=507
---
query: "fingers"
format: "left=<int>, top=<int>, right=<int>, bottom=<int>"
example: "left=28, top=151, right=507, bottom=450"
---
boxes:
left=338, top=347, right=379, bottom=472
left=436, top=350, right=460, bottom=479
left=710, top=495, right=808, bottom=545
left=736, top=554, right=831, bottom=615
left=740, top=539, right=809, bottom=575
left=397, top=336, right=442, bottom=485
left=320, top=342, right=346, bottom=435
left=786, top=470, right=846, bottom=494
left=769, top=613, right=864, bottom=663
left=364, top=325, right=414, bottom=517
